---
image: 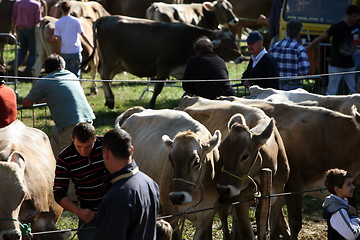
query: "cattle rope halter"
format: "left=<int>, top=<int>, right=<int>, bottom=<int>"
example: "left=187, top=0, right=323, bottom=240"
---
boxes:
left=0, top=218, right=32, bottom=237
left=221, top=151, right=262, bottom=198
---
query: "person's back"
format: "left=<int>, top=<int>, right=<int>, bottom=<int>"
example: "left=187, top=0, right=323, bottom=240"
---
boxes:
left=182, top=37, right=235, bottom=99
left=97, top=129, right=160, bottom=240
left=323, top=168, right=360, bottom=240
left=27, top=69, right=94, bottom=133
left=0, top=65, right=17, bottom=128
left=270, top=20, right=310, bottom=90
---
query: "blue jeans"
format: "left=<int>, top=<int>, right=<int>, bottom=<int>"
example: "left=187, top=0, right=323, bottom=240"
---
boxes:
left=326, top=65, right=356, bottom=95
left=77, top=216, right=97, bottom=240
left=17, top=28, right=36, bottom=72
left=62, top=52, right=82, bottom=78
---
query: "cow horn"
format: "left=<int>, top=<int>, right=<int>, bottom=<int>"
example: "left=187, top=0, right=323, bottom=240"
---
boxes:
left=228, top=113, right=246, bottom=131
left=351, top=105, right=360, bottom=130
left=212, top=39, right=222, bottom=48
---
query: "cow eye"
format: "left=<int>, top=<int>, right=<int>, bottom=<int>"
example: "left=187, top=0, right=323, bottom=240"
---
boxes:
left=193, top=157, right=200, bottom=167
left=241, top=154, right=249, bottom=161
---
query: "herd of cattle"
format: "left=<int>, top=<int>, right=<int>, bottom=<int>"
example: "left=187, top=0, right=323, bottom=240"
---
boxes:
left=2, top=85, right=360, bottom=240
left=0, top=0, right=274, bottom=109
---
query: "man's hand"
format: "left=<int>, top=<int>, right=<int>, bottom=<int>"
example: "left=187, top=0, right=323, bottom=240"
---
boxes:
left=348, top=205, right=358, bottom=216
left=78, top=208, right=96, bottom=223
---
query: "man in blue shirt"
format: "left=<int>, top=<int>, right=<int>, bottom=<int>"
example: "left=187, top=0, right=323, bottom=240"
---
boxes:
left=22, top=54, right=95, bottom=156
left=96, top=128, right=160, bottom=240
left=270, top=20, right=310, bottom=90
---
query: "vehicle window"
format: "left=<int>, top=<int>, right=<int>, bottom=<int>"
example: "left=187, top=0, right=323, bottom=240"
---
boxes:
left=283, top=0, right=352, bottom=24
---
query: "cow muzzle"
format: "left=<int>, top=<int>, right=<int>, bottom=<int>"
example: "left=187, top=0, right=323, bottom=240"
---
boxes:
left=216, top=184, right=240, bottom=199
left=0, top=229, right=22, bottom=240
left=169, top=192, right=192, bottom=205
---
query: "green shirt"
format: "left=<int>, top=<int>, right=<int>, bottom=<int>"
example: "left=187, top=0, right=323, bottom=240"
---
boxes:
left=26, top=69, right=95, bottom=132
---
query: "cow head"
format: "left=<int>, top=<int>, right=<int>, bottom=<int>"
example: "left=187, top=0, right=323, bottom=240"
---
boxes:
left=211, top=29, right=242, bottom=63
left=0, top=147, right=28, bottom=240
left=203, top=0, right=239, bottom=26
left=217, top=114, right=275, bottom=198
left=162, top=130, right=221, bottom=205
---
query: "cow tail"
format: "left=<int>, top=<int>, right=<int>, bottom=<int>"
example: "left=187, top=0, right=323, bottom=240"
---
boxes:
left=80, top=18, right=99, bottom=69
left=114, top=106, right=146, bottom=129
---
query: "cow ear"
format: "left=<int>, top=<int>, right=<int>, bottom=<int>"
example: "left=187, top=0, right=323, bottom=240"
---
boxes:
left=9, top=151, right=26, bottom=170
left=162, top=135, right=173, bottom=150
left=228, top=113, right=246, bottom=131
left=202, top=1, right=214, bottom=11
left=203, top=130, right=221, bottom=154
left=253, top=119, right=274, bottom=148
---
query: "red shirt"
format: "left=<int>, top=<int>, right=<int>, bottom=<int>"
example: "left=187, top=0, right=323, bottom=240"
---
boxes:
left=12, top=0, right=42, bottom=29
left=0, top=84, right=17, bottom=128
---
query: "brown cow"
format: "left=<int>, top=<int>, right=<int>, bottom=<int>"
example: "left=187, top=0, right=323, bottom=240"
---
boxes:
left=213, top=96, right=360, bottom=239
left=115, top=106, right=222, bottom=240
left=86, top=15, right=241, bottom=109
left=146, top=0, right=239, bottom=30
left=0, top=120, right=68, bottom=240
left=176, top=96, right=290, bottom=239
left=99, top=0, right=173, bottom=17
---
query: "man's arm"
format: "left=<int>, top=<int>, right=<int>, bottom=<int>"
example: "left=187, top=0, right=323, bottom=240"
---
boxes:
left=305, top=31, right=329, bottom=51
left=22, top=97, right=34, bottom=108
left=80, top=32, right=93, bottom=49
left=331, top=208, right=360, bottom=240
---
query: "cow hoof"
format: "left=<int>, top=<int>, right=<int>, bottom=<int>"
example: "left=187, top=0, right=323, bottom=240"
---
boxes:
left=90, top=88, right=98, bottom=95
left=105, top=101, right=114, bottom=109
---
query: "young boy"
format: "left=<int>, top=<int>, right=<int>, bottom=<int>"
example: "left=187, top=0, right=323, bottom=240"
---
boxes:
left=323, top=168, right=360, bottom=240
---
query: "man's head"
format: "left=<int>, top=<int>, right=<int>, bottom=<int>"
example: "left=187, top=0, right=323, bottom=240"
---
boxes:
left=194, top=37, right=213, bottom=55
left=345, top=5, right=360, bottom=25
left=246, top=31, right=264, bottom=57
left=60, top=0, right=71, bottom=14
left=102, top=129, right=133, bottom=173
left=325, top=168, right=354, bottom=199
left=0, top=64, right=6, bottom=84
left=45, top=54, right=66, bottom=74
left=286, top=20, right=303, bottom=39
left=72, top=122, right=96, bottom=157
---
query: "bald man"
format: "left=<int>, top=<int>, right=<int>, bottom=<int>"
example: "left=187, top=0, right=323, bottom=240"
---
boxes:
left=182, top=37, right=235, bottom=99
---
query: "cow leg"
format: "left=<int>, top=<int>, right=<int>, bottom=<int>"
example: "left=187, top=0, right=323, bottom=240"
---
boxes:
left=233, top=202, right=254, bottom=239
left=89, top=61, right=98, bottom=95
left=191, top=210, right=216, bottom=240
left=286, top=191, right=303, bottom=240
left=218, top=208, right=231, bottom=240
left=148, top=81, right=164, bottom=109
left=269, top=196, right=290, bottom=240
left=100, top=70, right=115, bottom=109
left=0, top=43, right=4, bottom=65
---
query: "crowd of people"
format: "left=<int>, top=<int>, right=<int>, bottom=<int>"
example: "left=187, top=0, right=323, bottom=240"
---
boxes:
left=2, top=2, right=360, bottom=240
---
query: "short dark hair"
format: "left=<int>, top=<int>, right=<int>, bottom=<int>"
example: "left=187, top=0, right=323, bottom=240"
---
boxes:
left=60, top=0, right=71, bottom=13
left=346, top=4, right=360, bottom=16
left=324, top=168, right=352, bottom=195
left=194, top=37, right=213, bottom=52
left=72, top=122, right=96, bottom=142
left=286, top=20, right=303, bottom=38
left=103, top=129, right=132, bottom=160
left=45, top=54, right=66, bottom=73
left=0, top=64, right=6, bottom=84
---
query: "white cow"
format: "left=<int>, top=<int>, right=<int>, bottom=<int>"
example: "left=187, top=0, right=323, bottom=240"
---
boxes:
left=115, top=107, right=222, bottom=240
left=249, top=85, right=360, bottom=115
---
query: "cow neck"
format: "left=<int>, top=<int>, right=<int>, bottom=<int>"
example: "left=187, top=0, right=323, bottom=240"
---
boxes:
left=110, top=166, right=139, bottom=184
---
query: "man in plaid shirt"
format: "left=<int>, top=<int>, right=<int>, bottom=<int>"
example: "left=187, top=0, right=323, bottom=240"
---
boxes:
left=270, top=20, right=310, bottom=90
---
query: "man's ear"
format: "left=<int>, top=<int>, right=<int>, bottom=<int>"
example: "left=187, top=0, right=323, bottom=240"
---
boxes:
left=334, top=186, right=341, bottom=194
left=129, top=146, right=134, bottom=157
